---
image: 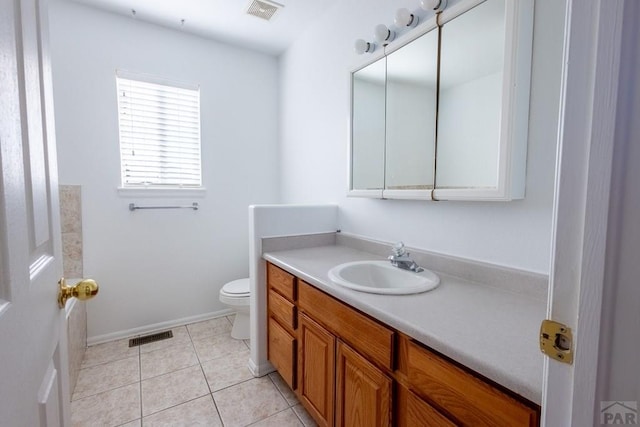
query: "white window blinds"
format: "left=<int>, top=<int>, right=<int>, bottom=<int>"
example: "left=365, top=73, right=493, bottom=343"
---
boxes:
left=116, top=72, right=202, bottom=188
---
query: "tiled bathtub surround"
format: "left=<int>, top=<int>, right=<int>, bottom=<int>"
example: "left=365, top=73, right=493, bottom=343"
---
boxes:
left=71, top=315, right=315, bottom=427
left=59, top=185, right=83, bottom=278
left=66, top=298, right=87, bottom=398
left=60, top=185, right=87, bottom=397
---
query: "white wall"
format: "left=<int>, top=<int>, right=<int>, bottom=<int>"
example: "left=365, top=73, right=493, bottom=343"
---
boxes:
left=49, top=0, right=280, bottom=341
left=248, top=204, right=338, bottom=376
left=279, top=0, right=565, bottom=274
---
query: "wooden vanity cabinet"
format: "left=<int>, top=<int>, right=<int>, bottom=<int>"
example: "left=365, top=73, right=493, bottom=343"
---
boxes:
left=265, top=262, right=540, bottom=427
left=297, top=278, right=394, bottom=427
left=266, top=264, right=297, bottom=389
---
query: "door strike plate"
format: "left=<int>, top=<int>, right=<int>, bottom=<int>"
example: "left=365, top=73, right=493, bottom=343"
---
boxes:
left=540, top=319, right=573, bottom=364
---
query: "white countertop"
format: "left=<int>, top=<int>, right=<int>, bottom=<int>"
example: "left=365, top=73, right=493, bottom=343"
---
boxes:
left=263, top=244, right=546, bottom=404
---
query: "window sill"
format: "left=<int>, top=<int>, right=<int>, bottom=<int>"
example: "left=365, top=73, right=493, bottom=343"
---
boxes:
left=117, top=187, right=207, bottom=198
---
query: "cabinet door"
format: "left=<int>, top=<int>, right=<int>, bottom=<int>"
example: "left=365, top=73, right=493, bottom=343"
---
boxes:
left=298, top=313, right=336, bottom=427
left=336, top=341, right=392, bottom=427
left=268, top=317, right=296, bottom=389
left=397, top=384, right=457, bottom=427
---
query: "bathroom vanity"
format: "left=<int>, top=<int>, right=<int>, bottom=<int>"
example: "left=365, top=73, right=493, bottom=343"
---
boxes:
left=263, top=240, right=545, bottom=426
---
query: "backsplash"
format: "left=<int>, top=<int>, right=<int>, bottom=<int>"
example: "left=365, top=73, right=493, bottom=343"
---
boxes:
left=335, top=232, right=549, bottom=300
left=59, top=185, right=83, bottom=278
left=261, top=231, right=548, bottom=301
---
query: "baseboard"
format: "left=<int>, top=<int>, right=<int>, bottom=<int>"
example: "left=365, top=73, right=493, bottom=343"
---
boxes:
left=87, top=308, right=235, bottom=346
left=248, top=357, right=274, bottom=378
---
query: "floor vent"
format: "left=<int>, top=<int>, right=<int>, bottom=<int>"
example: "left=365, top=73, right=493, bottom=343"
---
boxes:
left=129, top=330, right=173, bottom=347
left=246, top=0, right=284, bottom=21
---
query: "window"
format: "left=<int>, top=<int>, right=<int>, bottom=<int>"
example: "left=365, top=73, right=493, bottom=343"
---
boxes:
left=116, top=71, right=202, bottom=188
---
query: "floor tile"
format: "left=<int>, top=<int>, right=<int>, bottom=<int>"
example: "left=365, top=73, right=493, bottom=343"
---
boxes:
left=192, top=332, right=248, bottom=363
left=201, top=348, right=253, bottom=392
left=250, top=408, right=303, bottom=427
left=269, top=372, right=299, bottom=406
left=187, top=317, right=232, bottom=340
left=81, top=338, right=139, bottom=368
left=292, top=404, right=318, bottom=427
left=213, top=376, right=288, bottom=427
left=243, top=339, right=251, bottom=351
left=139, top=326, right=191, bottom=354
left=118, top=420, right=141, bottom=427
left=71, top=383, right=140, bottom=427
left=73, top=356, right=139, bottom=400
left=141, top=365, right=209, bottom=416
left=142, top=395, right=222, bottom=426
left=140, top=342, right=198, bottom=380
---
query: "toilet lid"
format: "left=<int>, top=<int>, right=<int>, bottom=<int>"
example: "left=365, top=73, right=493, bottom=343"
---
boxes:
left=222, top=278, right=250, bottom=296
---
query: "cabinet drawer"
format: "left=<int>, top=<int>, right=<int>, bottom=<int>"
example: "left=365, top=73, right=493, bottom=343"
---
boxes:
left=268, top=289, right=296, bottom=332
left=268, top=317, right=296, bottom=389
left=267, top=263, right=296, bottom=302
left=407, top=342, right=538, bottom=426
left=298, top=280, right=394, bottom=371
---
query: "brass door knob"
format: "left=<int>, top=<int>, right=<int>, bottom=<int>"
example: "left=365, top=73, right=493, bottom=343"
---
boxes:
left=58, top=277, right=99, bottom=308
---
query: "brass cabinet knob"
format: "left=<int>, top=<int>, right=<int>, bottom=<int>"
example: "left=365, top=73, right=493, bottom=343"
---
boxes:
left=57, top=277, right=99, bottom=308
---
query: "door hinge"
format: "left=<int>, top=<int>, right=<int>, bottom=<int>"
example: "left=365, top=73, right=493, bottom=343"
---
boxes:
left=539, top=319, right=573, bottom=364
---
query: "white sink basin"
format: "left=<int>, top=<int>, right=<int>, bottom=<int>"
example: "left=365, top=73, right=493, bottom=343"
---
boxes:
left=328, top=260, right=440, bottom=295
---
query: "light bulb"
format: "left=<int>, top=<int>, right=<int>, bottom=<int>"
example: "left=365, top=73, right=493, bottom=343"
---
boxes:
left=395, top=8, right=418, bottom=28
left=374, top=24, right=395, bottom=44
left=354, top=39, right=375, bottom=54
left=420, top=0, right=447, bottom=11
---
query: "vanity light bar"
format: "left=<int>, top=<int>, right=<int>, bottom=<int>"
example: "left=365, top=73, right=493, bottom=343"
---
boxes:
left=353, top=0, right=448, bottom=55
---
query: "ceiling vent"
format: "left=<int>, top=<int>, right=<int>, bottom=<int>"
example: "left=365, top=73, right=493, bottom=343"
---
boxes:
left=246, top=0, right=284, bottom=21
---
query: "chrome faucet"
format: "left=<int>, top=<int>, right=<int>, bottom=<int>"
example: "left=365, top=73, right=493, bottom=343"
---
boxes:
left=388, top=242, right=424, bottom=273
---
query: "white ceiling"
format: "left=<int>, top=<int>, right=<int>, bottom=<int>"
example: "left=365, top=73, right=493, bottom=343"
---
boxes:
left=69, top=0, right=339, bottom=55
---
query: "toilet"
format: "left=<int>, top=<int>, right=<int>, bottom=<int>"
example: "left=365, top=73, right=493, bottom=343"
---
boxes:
left=219, top=278, right=250, bottom=340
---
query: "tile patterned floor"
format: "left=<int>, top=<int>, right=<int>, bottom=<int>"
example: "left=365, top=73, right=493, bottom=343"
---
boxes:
left=71, top=315, right=317, bottom=427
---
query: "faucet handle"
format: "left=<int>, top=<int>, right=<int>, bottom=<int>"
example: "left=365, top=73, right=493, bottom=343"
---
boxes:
left=392, top=241, right=406, bottom=257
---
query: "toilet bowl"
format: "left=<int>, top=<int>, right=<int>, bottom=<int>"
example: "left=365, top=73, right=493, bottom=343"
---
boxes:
left=219, top=278, right=250, bottom=340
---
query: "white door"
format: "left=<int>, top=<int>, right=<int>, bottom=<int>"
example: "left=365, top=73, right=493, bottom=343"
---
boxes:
left=542, top=0, right=627, bottom=425
left=0, top=0, right=70, bottom=425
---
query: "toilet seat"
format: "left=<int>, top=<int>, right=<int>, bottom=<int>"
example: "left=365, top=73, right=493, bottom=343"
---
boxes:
left=220, top=278, right=250, bottom=297
left=219, top=278, right=250, bottom=307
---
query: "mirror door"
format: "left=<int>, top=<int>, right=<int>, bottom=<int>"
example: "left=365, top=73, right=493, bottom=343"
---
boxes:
left=350, top=56, right=386, bottom=197
left=384, top=28, right=438, bottom=199
left=435, top=0, right=505, bottom=191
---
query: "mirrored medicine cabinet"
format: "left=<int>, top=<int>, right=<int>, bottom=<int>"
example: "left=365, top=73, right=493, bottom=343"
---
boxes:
left=349, top=0, right=534, bottom=201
